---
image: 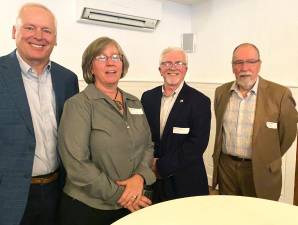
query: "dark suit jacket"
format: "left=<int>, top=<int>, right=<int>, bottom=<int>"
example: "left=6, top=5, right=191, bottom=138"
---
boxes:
left=212, top=77, right=298, bottom=200
left=141, top=83, right=211, bottom=201
left=0, top=51, right=79, bottom=225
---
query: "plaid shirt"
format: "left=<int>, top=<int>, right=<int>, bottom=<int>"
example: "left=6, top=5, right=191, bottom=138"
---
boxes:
left=222, top=78, right=259, bottom=159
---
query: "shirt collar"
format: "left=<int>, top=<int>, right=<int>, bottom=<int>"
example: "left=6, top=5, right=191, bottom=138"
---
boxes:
left=84, top=83, right=137, bottom=101
left=16, top=50, right=51, bottom=76
left=162, top=80, right=184, bottom=97
left=230, top=76, right=259, bottom=95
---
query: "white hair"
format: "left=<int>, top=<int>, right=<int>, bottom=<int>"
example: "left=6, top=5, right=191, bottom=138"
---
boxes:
left=15, top=3, right=57, bottom=34
left=159, top=47, right=188, bottom=65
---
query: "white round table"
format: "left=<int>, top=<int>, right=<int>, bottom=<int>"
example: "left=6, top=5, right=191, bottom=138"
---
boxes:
left=112, top=195, right=298, bottom=225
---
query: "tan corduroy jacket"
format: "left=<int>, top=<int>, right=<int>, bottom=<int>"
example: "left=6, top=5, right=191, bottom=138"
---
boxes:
left=212, top=77, right=298, bottom=200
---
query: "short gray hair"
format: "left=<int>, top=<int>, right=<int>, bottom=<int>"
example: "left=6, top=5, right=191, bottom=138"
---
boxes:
left=159, top=47, right=188, bottom=65
left=15, top=3, right=57, bottom=34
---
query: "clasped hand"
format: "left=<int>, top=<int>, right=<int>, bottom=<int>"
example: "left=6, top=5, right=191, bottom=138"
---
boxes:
left=116, top=174, right=152, bottom=212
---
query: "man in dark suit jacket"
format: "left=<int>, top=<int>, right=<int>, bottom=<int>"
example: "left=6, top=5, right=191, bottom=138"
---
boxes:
left=0, top=3, right=78, bottom=225
left=141, top=47, right=211, bottom=203
left=212, top=43, right=297, bottom=200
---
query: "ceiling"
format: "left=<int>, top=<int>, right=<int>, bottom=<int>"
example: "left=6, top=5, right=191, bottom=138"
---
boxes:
left=167, top=0, right=199, bottom=5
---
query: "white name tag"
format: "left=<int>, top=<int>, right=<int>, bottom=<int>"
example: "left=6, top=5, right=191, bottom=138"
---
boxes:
left=173, top=127, right=190, bottom=134
left=128, top=107, right=143, bottom=115
left=266, top=121, right=278, bottom=129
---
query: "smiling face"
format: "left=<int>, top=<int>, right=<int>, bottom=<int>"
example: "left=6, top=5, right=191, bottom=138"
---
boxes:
left=91, top=43, right=123, bottom=89
left=12, top=5, right=57, bottom=67
left=232, top=44, right=261, bottom=91
left=159, top=50, right=188, bottom=89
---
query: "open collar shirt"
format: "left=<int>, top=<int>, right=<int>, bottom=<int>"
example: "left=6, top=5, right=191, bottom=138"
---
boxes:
left=17, top=51, right=58, bottom=176
left=160, top=81, right=184, bottom=138
left=222, top=78, right=259, bottom=159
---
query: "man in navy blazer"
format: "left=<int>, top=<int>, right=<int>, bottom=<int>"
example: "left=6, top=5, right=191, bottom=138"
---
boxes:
left=0, top=3, right=78, bottom=225
left=141, top=47, right=211, bottom=202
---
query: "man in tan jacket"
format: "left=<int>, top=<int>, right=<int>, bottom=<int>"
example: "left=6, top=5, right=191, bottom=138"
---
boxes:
left=212, top=43, right=297, bottom=200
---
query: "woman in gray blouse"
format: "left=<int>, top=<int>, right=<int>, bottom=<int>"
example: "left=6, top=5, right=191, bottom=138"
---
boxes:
left=58, top=37, right=156, bottom=225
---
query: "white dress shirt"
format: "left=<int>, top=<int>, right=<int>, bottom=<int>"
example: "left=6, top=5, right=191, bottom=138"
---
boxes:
left=17, top=52, right=58, bottom=176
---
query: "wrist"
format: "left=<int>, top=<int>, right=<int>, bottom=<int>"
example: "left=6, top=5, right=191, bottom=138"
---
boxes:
left=134, top=173, right=145, bottom=184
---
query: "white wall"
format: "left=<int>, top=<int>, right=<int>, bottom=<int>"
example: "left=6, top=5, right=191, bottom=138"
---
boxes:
left=0, top=0, right=191, bottom=81
left=1, top=0, right=297, bottom=85
left=190, top=0, right=298, bottom=87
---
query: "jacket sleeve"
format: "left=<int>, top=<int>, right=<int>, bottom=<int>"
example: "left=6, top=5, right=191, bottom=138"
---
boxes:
left=58, top=97, right=124, bottom=205
left=279, top=88, right=298, bottom=156
left=70, top=74, right=79, bottom=96
left=157, top=96, right=211, bottom=178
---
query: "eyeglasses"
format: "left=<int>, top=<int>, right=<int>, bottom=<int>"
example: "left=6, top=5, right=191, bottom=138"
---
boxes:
left=232, top=59, right=260, bottom=66
left=95, top=54, right=122, bottom=63
left=160, top=61, right=187, bottom=69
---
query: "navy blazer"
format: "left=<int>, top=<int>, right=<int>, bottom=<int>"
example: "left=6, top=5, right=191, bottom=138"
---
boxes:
left=0, top=51, right=79, bottom=225
left=141, top=83, right=211, bottom=201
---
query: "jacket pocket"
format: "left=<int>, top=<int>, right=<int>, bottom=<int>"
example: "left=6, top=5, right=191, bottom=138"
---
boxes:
left=269, top=159, right=282, bottom=173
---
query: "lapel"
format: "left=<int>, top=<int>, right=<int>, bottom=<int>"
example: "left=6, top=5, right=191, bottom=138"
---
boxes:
left=162, top=83, right=188, bottom=139
left=216, top=83, right=232, bottom=134
left=0, top=51, right=34, bottom=135
left=252, top=77, right=267, bottom=145
left=152, top=87, right=162, bottom=138
left=51, top=63, right=65, bottom=123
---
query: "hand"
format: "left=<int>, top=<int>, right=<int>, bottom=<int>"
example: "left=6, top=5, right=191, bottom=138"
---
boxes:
left=152, top=158, right=160, bottom=179
left=125, top=195, right=152, bottom=212
left=116, top=174, right=144, bottom=208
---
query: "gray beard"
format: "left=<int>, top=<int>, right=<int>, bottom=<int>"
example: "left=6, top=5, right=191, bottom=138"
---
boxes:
left=237, top=78, right=256, bottom=91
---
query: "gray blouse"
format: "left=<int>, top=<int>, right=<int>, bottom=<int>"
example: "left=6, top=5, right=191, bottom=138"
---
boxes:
left=58, top=84, right=155, bottom=210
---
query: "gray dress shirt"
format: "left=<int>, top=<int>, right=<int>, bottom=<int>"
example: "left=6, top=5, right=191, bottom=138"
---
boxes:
left=58, top=84, right=156, bottom=210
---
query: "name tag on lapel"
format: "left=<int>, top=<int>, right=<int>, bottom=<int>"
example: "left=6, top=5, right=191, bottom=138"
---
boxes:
left=266, top=121, right=278, bottom=129
left=128, top=107, right=143, bottom=115
left=173, top=127, right=190, bottom=134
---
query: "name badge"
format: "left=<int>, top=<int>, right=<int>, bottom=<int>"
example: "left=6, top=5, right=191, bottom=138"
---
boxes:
left=128, top=107, right=143, bottom=115
left=266, top=121, right=278, bottom=129
left=173, top=127, right=190, bottom=134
